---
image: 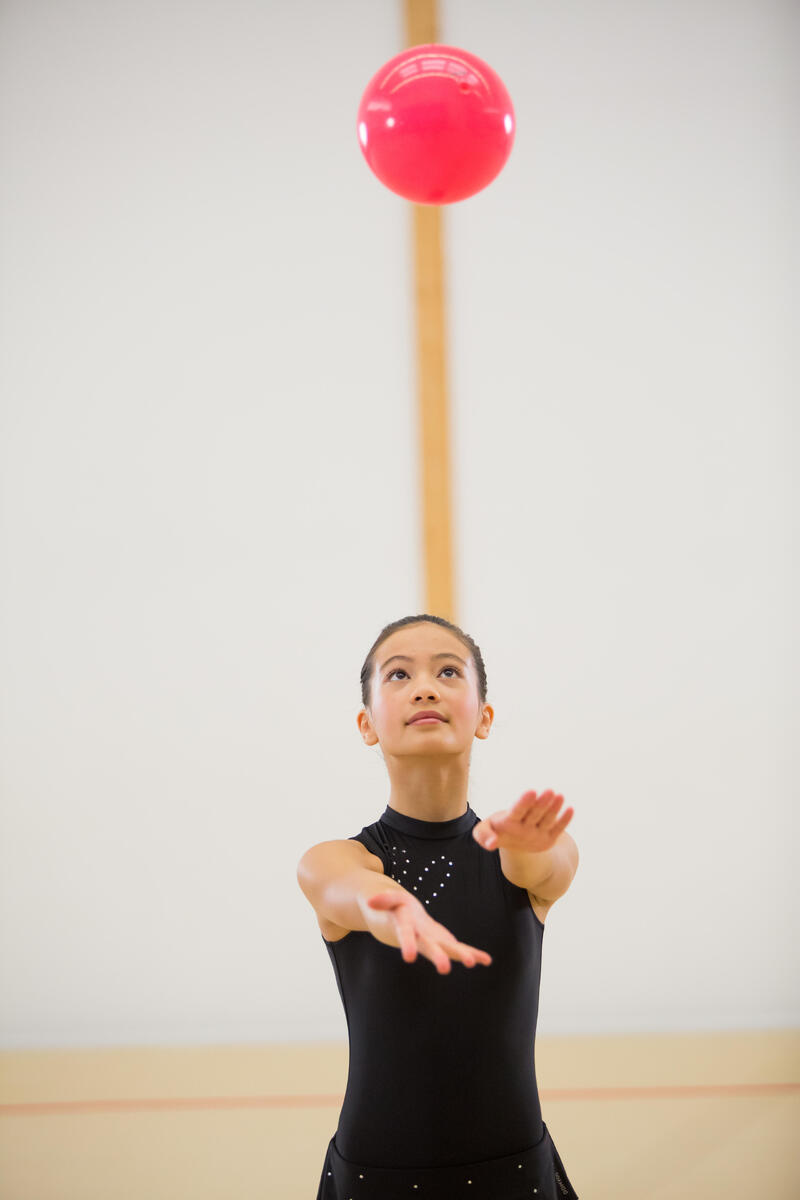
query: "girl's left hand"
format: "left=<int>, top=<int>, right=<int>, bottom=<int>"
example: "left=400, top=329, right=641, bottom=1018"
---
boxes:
left=472, top=791, right=574, bottom=854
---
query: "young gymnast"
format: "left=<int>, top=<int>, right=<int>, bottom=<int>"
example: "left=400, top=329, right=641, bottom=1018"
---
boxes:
left=297, top=614, right=580, bottom=1199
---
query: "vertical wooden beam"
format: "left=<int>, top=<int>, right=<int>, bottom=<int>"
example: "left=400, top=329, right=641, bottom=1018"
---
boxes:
left=403, top=0, right=456, bottom=623
left=404, top=0, right=438, bottom=45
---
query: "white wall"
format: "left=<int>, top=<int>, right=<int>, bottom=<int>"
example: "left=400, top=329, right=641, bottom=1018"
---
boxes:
left=0, top=0, right=796, bottom=1048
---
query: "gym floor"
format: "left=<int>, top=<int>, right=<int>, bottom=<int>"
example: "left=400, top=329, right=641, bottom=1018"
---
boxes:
left=1, top=1030, right=797, bottom=1199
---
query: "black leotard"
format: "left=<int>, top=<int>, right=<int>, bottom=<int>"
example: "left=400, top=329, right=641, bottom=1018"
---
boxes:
left=322, top=803, right=546, bottom=1168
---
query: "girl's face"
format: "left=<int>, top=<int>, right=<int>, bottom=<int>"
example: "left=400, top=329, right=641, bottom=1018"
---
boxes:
left=359, top=624, right=492, bottom=752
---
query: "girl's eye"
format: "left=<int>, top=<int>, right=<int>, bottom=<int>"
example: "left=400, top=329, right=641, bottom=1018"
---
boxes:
left=387, top=666, right=461, bottom=681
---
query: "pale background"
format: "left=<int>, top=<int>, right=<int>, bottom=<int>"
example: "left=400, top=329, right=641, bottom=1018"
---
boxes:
left=0, top=0, right=796, bottom=1051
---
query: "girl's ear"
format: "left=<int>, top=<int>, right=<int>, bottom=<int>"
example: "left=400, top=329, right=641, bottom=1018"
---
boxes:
left=357, top=710, right=379, bottom=746
left=475, top=705, right=494, bottom=739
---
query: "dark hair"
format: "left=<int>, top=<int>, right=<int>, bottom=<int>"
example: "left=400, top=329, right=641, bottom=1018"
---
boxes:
left=360, top=614, right=488, bottom=712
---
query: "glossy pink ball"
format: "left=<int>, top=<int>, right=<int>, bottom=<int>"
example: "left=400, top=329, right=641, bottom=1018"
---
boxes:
left=357, top=43, right=515, bottom=204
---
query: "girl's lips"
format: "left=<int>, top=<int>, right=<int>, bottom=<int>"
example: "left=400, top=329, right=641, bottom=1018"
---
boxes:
left=409, top=716, right=446, bottom=724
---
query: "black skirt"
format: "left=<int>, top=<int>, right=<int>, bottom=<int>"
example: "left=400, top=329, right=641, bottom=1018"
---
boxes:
left=315, top=1121, right=579, bottom=1200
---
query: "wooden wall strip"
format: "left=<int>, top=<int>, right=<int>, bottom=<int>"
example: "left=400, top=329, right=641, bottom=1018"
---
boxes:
left=404, top=0, right=437, bottom=46
left=403, top=0, right=456, bottom=622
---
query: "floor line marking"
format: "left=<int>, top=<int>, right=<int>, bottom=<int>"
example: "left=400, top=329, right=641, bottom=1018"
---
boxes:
left=1, top=1082, right=798, bottom=1116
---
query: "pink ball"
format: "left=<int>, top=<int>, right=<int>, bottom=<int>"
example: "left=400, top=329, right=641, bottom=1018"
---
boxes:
left=357, top=43, right=515, bottom=205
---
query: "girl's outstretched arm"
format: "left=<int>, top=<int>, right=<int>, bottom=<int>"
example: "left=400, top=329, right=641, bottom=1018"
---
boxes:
left=473, top=790, right=579, bottom=898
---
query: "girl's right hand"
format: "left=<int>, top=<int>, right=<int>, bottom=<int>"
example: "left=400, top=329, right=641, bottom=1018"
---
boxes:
left=364, top=890, right=493, bottom=974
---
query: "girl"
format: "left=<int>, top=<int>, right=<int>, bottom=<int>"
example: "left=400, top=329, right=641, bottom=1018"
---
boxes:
left=297, top=614, right=580, bottom=1199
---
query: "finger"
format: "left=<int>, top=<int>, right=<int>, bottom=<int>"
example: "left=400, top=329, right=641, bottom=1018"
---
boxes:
left=554, top=806, right=574, bottom=832
left=512, top=792, right=551, bottom=826
left=461, top=943, right=492, bottom=967
left=536, top=793, right=564, bottom=826
left=444, top=936, right=492, bottom=968
left=542, top=805, right=573, bottom=838
left=474, top=821, right=499, bottom=849
left=417, top=933, right=452, bottom=974
left=511, top=791, right=539, bottom=818
left=472, top=820, right=487, bottom=844
left=514, top=790, right=561, bottom=820
left=367, top=892, right=402, bottom=908
left=395, top=910, right=418, bottom=962
left=454, top=940, right=477, bottom=967
left=430, top=931, right=475, bottom=972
